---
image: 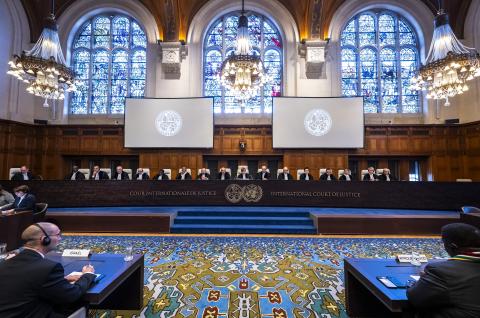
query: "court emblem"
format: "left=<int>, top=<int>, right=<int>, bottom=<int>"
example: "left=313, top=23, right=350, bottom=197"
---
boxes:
left=304, top=108, right=332, bottom=137
left=155, top=110, right=182, bottom=136
left=225, top=184, right=263, bottom=203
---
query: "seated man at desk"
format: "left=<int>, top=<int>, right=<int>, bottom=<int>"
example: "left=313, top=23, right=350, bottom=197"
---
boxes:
left=299, top=167, right=314, bottom=181
left=237, top=167, right=251, bottom=180
left=407, top=223, right=480, bottom=318
left=90, top=165, right=109, bottom=180
left=256, top=165, right=271, bottom=180
left=64, top=165, right=85, bottom=181
left=112, top=165, right=130, bottom=180
left=378, top=168, right=397, bottom=181
left=11, top=165, right=35, bottom=181
left=197, top=168, right=211, bottom=180
left=1, top=185, right=36, bottom=214
left=339, top=168, right=353, bottom=181
left=176, top=166, right=192, bottom=180
left=153, top=169, right=169, bottom=180
left=0, top=184, right=14, bottom=207
left=363, top=166, right=378, bottom=181
left=320, top=168, right=337, bottom=181
left=217, top=167, right=231, bottom=180
left=134, top=168, right=149, bottom=180
left=0, top=222, right=96, bottom=317
left=277, top=167, right=293, bottom=180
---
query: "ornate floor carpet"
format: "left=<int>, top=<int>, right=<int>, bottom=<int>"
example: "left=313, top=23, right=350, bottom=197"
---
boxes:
left=59, top=235, right=447, bottom=318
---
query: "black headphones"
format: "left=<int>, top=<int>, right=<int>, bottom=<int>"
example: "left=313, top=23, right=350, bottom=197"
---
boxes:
left=33, top=223, right=51, bottom=246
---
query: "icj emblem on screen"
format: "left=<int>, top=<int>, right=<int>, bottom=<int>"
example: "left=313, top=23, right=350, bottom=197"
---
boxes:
left=304, top=109, right=332, bottom=136
left=155, top=110, right=182, bottom=136
left=225, top=184, right=263, bottom=203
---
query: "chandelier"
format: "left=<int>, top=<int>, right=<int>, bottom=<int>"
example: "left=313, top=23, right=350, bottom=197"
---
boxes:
left=7, top=1, right=76, bottom=107
left=410, top=10, right=480, bottom=106
left=219, top=0, right=268, bottom=102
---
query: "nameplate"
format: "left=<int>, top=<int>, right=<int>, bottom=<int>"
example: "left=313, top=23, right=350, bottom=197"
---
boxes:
left=62, top=249, right=90, bottom=257
left=396, top=254, right=428, bottom=263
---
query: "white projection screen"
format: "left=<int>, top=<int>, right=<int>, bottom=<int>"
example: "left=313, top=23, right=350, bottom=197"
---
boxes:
left=124, top=98, right=213, bottom=148
left=273, top=97, right=364, bottom=148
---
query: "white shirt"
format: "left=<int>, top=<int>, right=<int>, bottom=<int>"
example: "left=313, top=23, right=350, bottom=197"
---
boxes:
left=137, top=173, right=143, bottom=180
left=22, top=173, right=29, bottom=180
left=17, top=194, right=26, bottom=206
left=70, top=172, right=77, bottom=180
left=157, top=174, right=163, bottom=180
left=117, top=173, right=122, bottom=180
left=283, top=173, right=288, bottom=180
left=345, top=174, right=351, bottom=181
left=181, top=172, right=187, bottom=180
left=241, top=173, right=247, bottom=180
left=327, top=175, right=331, bottom=181
left=305, top=174, right=309, bottom=180
left=369, top=173, right=375, bottom=181
left=94, top=173, right=99, bottom=180
left=386, top=175, right=390, bottom=181
left=220, top=173, right=225, bottom=180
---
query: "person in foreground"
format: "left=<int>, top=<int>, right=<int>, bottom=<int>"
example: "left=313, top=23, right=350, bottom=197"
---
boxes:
left=407, top=223, right=480, bottom=318
left=0, top=222, right=96, bottom=318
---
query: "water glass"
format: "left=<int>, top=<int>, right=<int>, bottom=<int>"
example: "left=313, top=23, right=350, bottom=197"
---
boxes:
left=0, top=243, right=7, bottom=261
left=410, top=251, right=422, bottom=266
left=124, top=246, right=134, bottom=262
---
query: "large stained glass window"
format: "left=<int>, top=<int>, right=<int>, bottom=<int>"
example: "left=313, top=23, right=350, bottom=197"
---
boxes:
left=70, top=15, right=147, bottom=114
left=204, top=13, right=283, bottom=114
left=340, top=11, right=420, bottom=113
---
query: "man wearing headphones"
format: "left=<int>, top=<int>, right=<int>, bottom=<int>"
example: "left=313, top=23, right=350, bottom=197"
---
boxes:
left=407, top=223, right=480, bottom=318
left=0, top=222, right=96, bottom=318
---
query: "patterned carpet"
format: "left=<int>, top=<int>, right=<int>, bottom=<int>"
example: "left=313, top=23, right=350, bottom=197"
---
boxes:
left=58, top=235, right=447, bottom=318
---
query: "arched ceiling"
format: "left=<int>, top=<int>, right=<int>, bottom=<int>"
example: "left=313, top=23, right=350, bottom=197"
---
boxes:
left=21, top=0, right=472, bottom=42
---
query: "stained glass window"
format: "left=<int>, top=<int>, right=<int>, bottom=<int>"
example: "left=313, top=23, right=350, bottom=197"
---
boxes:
left=204, top=13, right=283, bottom=114
left=340, top=11, right=420, bottom=113
left=70, top=14, right=147, bottom=114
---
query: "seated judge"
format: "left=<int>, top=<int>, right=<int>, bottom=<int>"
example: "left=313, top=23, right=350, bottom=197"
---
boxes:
left=197, top=168, right=211, bottom=180
left=153, top=169, right=170, bottom=180
left=112, top=165, right=130, bottom=180
left=176, top=166, right=192, bottom=180
left=90, top=165, right=109, bottom=180
left=407, top=223, right=480, bottom=318
left=1, top=185, right=36, bottom=214
left=339, top=168, right=353, bottom=181
left=0, top=222, right=96, bottom=318
left=11, top=165, right=35, bottom=181
left=134, top=168, right=149, bottom=180
left=277, top=167, right=293, bottom=180
left=299, top=167, right=314, bottom=181
left=217, top=167, right=231, bottom=180
left=236, top=167, right=252, bottom=180
left=256, top=165, right=271, bottom=180
left=378, top=168, right=397, bottom=181
left=320, top=168, right=337, bottom=181
left=362, top=166, right=378, bottom=181
left=0, top=184, right=14, bottom=207
left=64, top=165, right=85, bottom=181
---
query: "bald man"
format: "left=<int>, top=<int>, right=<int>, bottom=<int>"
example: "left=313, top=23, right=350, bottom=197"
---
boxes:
left=0, top=222, right=96, bottom=317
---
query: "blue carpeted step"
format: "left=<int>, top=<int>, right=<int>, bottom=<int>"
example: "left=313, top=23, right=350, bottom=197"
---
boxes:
left=174, top=216, right=313, bottom=225
left=170, top=224, right=317, bottom=234
left=177, top=210, right=310, bottom=217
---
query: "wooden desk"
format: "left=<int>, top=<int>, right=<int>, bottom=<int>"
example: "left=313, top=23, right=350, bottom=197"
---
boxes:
left=0, top=211, right=33, bottom=251
left=47, top=253, right=144, bottom=310
left=344, top=258, right=425, bottom=318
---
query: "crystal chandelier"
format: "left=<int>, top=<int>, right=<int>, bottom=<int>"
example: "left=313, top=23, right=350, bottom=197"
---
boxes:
left=410, top=9, right=480, bottom=106
left=7, top=1, right=76, bottom=107
left=219, top=0, right=268, bottom=102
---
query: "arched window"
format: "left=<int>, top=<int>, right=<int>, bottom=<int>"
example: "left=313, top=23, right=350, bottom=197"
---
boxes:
left=70, top=14, right=147, bottom=114
left=340, top=11, right=420, bottom=113
left=204, top=13, right=283, bottom=114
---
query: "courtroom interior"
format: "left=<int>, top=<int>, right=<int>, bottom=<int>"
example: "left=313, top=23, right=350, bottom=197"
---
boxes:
left=0, top=0, right=480, bottom=317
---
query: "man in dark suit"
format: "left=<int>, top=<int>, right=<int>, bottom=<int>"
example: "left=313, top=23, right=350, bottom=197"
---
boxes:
left=320, top=168, right=337, bottom=181
left=378, top=168, right=397, bottom=181
left=134, top=168, right=149, bottom=180
left=90, top=165, right=109, bottom=180
left=112, top=165, right=130, bottom=180
left=256, top=165, right=271, bottom=180
left=176, top=166, right=192, bottom=180
left=339, top=168, right=353, bottom=181
left=277, top=167, right=293, bottom=180
left=407, top=223, right=480, bottom=318
left=1, top=185, right=36, bottom=213
left=11, top=165, right=35, bottom=181
left=217, top=167, right=231, bottom=180
left=236, top=167, right=251, bottom=180
left=362, top=166, right=378, bottom=181
left=0, top=222, right=96, bottom=318
left=299, top=167, right=314, bottom=181
left=197, top=168, right=211, bottom=180
left=153, top=169, right=170, bottom=180
left=64, top=165, right=85, bottom=181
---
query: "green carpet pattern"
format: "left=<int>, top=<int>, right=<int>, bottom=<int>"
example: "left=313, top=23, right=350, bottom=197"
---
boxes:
left=58, top=235, right=447, bottom=318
